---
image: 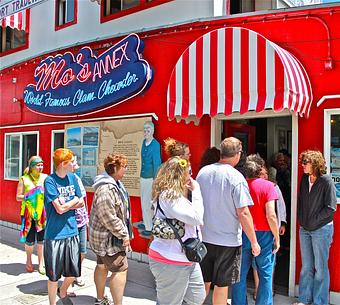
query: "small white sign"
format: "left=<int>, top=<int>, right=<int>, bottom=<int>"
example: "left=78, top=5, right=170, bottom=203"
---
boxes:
left=0, top=0, right=46, bottom=19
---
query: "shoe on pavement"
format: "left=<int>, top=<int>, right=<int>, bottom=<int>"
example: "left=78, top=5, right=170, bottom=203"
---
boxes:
left=292, top=302, right=310, bottom=305
left=94, top=296, right=113, bottom=305
left=73, top=277, right=85, bottom=287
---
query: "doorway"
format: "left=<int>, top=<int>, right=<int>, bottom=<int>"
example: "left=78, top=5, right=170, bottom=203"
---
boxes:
left=222, top=116, right=292, bottom=294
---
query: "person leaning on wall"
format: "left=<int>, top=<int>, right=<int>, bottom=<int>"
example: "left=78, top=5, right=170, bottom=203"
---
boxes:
left=292, top=150, right=337, bottom=305
left=16, top=156, right=47, bottom=275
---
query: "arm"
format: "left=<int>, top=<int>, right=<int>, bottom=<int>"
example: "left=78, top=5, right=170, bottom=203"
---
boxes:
left=236, top=206, right=261, bottom=257
left=97, top=186, right=129, bottom=240
left=52, top=196, right=80, bottom=214
left=70, top=197, right=85, bottom=209
left=265, top=200, right=280, bottom=254
left=275, top=186, right=287, bottom=235
left=16, top=178, right=25, bottom=202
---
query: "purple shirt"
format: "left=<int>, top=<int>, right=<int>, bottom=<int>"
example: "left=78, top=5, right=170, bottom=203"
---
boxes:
left=75, top=174, right=89, bottom=228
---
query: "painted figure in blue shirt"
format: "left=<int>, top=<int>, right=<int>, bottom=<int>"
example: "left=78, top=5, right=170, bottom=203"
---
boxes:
left=139, top=121, right=161, bottom=237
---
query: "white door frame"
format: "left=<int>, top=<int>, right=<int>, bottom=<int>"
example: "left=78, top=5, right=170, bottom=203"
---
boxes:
left=210, top=110, right=298, bottom=297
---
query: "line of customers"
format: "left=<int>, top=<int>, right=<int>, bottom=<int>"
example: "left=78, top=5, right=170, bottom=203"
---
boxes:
left=15, top=138, right=336, bottom=305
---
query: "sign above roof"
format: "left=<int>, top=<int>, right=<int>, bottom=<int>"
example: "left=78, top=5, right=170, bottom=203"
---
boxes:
left=23, top=33, right=153, bottom=117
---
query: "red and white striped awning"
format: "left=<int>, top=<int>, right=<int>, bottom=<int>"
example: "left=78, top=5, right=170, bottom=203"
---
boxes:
left=1, top=11, right=26, bottom=31
left=167, top=27, right=313, bottom=122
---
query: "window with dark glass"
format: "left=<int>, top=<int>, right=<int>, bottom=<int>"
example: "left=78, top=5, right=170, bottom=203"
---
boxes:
left=5, top=133, right=38, bottom=180
left=56, top=0, right=76, bottom=27
left=103, top=0, right=155, bottom=16
left=0, top=26, right=26, bottom=53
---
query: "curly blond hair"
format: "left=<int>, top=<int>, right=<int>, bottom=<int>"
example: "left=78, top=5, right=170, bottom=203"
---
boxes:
left=299, top=150, right=326, bottom=177
left=164, top=137, right=189, bottom=158
left=152, top=156, right=190, bottom=201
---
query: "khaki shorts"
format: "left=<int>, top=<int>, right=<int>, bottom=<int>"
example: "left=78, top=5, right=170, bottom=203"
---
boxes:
left=97, top=251, right=128, bottom=273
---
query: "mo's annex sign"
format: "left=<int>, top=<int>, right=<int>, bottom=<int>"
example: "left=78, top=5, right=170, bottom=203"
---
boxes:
left=23, top=33, right=153, bottom=117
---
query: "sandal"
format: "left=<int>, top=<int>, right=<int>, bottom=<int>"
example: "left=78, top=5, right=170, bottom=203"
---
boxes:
left=73, top=278, right=85, bottom=287
left=57, top=287, right=77, bottom=298
left=38, top=266, right=46, bottom=275
left=26, top=265, right=34, bottom=273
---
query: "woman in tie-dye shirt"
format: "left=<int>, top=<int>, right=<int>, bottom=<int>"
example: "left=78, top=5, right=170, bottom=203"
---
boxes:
left=16, top=156, right=47, bottom=274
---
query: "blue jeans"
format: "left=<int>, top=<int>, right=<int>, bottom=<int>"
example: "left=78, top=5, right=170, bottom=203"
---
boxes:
left=298, top=223, right=333, bottom=305
left=232, top=231, right=275, bottom=305
left=78, top=225, right=87, bottom=254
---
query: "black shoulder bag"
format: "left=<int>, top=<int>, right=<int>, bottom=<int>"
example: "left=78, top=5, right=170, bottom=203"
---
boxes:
left=161, top=203, right=207, bottom=263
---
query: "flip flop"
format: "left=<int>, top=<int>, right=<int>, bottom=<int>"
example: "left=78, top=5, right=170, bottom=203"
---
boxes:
left=38, top=266, right=46, bottom=275
left=57, top=288, right=76, bottom=299
left=73, top=278, right=85, bottom=287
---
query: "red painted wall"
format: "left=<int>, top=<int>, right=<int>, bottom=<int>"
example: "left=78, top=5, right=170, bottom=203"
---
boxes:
left=1, top=4, right=340, bottom=290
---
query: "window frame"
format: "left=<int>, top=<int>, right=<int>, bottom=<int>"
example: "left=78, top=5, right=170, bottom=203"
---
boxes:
left=51, top=129, right=65, bottom=173
left=55, top=0, right=78, bottom=31
left=324, top=108, right=340, bottom=204
left=0, top=10, right=30, bottom=57
left=4, top=131, right=39, bottom=181
left=100, top=0, right=173, bottom=23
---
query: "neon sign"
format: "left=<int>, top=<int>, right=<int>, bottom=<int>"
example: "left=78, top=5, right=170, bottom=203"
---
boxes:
left=24, top=33, right=153, bottom=117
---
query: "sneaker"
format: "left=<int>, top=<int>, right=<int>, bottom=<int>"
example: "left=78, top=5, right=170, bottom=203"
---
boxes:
left=94, top=296, right=113, bottom=305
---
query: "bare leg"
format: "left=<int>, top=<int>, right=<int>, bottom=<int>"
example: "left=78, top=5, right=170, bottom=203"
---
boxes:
left=25, top=244, right=34, bottom=270
left=212, top=286, right=228, bottom=305
left=204, top=282, right=211, bottom=299
left=59, top=277, right=75, bottom=298
left=253, top=268, right=259, bottom=299
left=47, top=280, right=58, bottom=305
left=37, top=243, right=44, bottom=270
left=94, top=264, right=108, bottom=300
left=75, top=253, right=86, bottom=284
left=109, top=271, right=127, bottom=305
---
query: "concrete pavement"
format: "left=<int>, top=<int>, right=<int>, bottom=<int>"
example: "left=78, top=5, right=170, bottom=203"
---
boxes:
left=0, top=225, right=297, bottom=305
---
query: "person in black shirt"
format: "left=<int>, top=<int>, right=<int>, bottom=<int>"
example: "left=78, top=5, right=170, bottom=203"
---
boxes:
left=293, top=150, right=336, bottom=305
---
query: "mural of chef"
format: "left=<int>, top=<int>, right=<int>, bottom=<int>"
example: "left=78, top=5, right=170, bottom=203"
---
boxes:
left=138, top=121, right=162, bottom=238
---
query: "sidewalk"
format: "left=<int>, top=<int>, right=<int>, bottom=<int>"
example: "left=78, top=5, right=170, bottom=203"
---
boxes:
left=0, top=225, right=297, bottom=305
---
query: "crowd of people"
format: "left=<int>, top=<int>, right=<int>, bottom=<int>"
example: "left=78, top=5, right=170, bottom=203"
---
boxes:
left=15, top=135, right=336, bottom=305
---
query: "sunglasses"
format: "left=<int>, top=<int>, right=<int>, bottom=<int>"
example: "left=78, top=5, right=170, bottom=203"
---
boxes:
left=301, top=160, right=310, bottom=165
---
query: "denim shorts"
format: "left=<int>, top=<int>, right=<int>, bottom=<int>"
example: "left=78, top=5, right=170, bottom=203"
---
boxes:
left=78, top=225, right=87, bottom=254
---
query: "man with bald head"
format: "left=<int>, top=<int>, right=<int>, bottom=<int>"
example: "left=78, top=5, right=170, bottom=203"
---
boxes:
left=197, top=137, right=260, bottom=305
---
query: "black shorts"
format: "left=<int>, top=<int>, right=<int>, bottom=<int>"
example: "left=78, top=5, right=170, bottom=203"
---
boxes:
left=26, top=220, right=44, bottom=246
left=200, top=242, right=241, bottom=287
left=44, top=235, right=81, bottom=282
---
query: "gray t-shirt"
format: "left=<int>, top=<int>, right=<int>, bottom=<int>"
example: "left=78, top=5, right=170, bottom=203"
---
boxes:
left=196, top=162, right=253, bottom=246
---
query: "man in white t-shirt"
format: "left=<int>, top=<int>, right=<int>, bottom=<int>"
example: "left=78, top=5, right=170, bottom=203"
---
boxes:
left=197, top=137, right=260, bottom=305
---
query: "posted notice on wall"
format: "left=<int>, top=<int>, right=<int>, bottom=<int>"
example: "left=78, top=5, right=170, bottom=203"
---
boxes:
left=330, top=147, right=340, bottom=202
left=65, top=116, right=152, bottom=196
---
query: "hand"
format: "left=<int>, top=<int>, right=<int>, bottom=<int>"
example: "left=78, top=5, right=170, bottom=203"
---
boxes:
left=279, top=225, right=286, bottom=235
left=251, top=242, right=261, bottom=257
left=185, top=177, right=195, bottom=192
left=122, top=238, right=131, bottom=252
left=272, top=238, right=280, bottom=254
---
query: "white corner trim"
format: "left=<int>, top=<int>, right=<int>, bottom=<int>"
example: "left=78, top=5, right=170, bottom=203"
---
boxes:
left=316, top=95, right=340, bottom=107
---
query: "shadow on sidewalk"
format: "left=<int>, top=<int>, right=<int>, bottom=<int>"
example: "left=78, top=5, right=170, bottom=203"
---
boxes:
left=0, top=262, right=29, bottom=276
